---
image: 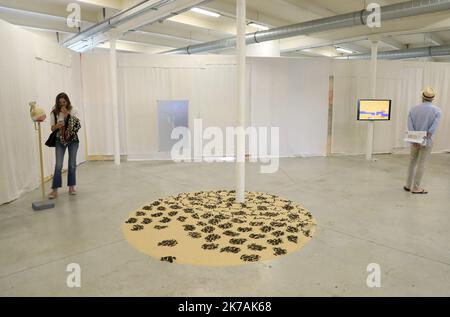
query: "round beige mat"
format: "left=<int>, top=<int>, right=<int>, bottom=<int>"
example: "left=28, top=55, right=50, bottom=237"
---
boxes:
left=122, top=190, right=316, bottom=266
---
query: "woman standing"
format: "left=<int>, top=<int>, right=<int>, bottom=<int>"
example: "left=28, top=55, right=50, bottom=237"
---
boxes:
left=49, top=93, right=81, bottom=199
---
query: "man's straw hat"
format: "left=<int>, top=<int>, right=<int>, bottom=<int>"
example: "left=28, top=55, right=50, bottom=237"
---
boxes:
left=422, top=87, right=436, bottom=100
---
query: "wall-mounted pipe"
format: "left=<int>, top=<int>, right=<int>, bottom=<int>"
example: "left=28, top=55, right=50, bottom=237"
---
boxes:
left=164, top=0, right=450, bottom=55
left=335, top=44, right=450, bottom=60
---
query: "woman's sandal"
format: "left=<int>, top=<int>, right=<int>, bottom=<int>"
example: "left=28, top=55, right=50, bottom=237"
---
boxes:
left=48, top=192, right=58, bottom=199
left=403, top=186, right=410, bottom=192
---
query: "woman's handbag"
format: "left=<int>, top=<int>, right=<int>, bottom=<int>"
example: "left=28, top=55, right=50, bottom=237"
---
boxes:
left=60, top=114, right=81, bottom=146
left=45, top=112, right=58, bottom=148
left=45, top=130, right=58, bottom=147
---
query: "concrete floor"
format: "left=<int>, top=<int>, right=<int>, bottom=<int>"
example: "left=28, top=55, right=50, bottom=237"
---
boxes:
left=0, top=154, right=449, bottom=296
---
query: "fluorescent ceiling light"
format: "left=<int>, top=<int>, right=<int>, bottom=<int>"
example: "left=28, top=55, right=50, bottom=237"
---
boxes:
left=336, top=47, right=354, bottom=54
left=248, top=22, right=269, bottom=31
left=301, top=49, right=335, bottom=58
left=190, top=7, right=221, bottom=18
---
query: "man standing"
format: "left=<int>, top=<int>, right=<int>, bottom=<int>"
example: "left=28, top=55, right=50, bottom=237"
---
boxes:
left=404, top=87, right=442, bottom=194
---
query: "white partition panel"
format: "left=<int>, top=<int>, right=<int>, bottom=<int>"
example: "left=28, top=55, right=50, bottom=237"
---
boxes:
left=118, top=54, right=241, bottom=160
left=250, top=57, right=331, bottom=157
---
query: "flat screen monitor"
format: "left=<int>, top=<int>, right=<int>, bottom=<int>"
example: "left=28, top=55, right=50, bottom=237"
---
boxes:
left=357, top=99, right=392, bottom=121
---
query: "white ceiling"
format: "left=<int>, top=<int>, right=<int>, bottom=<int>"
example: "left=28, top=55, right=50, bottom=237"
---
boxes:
left=0, top=0, right=449, bottom=60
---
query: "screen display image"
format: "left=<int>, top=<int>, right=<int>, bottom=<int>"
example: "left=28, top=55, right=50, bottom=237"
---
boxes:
left=357, top=99, right=392, bottom=121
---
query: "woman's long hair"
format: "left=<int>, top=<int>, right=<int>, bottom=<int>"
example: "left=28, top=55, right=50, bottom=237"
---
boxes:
left=53, top=93, right=73, bottom=114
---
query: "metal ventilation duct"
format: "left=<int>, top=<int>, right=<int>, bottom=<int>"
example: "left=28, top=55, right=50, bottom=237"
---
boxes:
left=335, top=44, right=450, bottom=60
left=164, top=0, right=450, bottom=55
left=62, top=0, right=211, bottom=51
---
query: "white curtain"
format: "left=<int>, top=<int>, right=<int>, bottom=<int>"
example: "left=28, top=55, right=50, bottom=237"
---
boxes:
left=250, top=57, right=331, bottom=157
left=81, top=53, right=243, bottom=160
left=0, top=20, right=85, bottom=205
left=332, top=60, right=450, bottom=154
left=35, top=57, right=86, bottom=181
left=4, top=21, right=448, bottom=206
left=83, top=53, right=449, bottom=159
left=81, top=50, right=122, bottom=156
left=394, top=64, right=424, bottom=150
left=422, top=62, right=450, bottom=152
left=121, top=65, right=242, bottom=160
left=0, top=21, right=38, bottom=204
left=82, top=53, right=332, bottom=160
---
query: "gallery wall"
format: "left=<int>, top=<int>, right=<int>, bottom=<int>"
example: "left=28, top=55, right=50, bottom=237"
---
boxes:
left=81, top=53, right=251, bottom=160
left=81, top=52, right=331, bottom=160
left=0, top=20, right=85, bottom=205
left=250, top=57, right=331, bottom=157
left=332, top=60, right=450, bottom=154
left=1, top=18, right=449, bottom=205
left=81, top=51, right=449, bottom=161
left=119, top=54, right=246, bottom=161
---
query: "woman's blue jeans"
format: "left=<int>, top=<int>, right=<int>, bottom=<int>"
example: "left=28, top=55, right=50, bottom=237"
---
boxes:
left=52, top=138, right=79, bottom=189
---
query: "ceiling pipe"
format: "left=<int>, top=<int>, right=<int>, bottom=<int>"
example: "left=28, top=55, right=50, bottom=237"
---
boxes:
left=163, top=0, right=450, bottom=55
left=63, top=0, right=173, bottom=48
left=335, top=44, right=450, bottom=60
left=62, top=0, right=212, bottom=50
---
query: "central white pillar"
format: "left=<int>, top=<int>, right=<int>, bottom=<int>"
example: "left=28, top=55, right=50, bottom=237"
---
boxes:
left=236, top=0, right=246, bottom=203
left=366, top=40, right=379, bottom=161
left=109, top=35, right=121, bottom=166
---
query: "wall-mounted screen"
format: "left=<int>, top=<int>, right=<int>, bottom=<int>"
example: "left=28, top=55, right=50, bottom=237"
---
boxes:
left=357, top=99, right=392, bottom=121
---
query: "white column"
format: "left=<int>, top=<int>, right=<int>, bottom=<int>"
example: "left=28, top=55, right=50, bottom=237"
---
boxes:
left=109, top=36, right=121, bottom=165
left=236, top=0, right=246, bottom=203
left=366, top=40, right=379, bottom=161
